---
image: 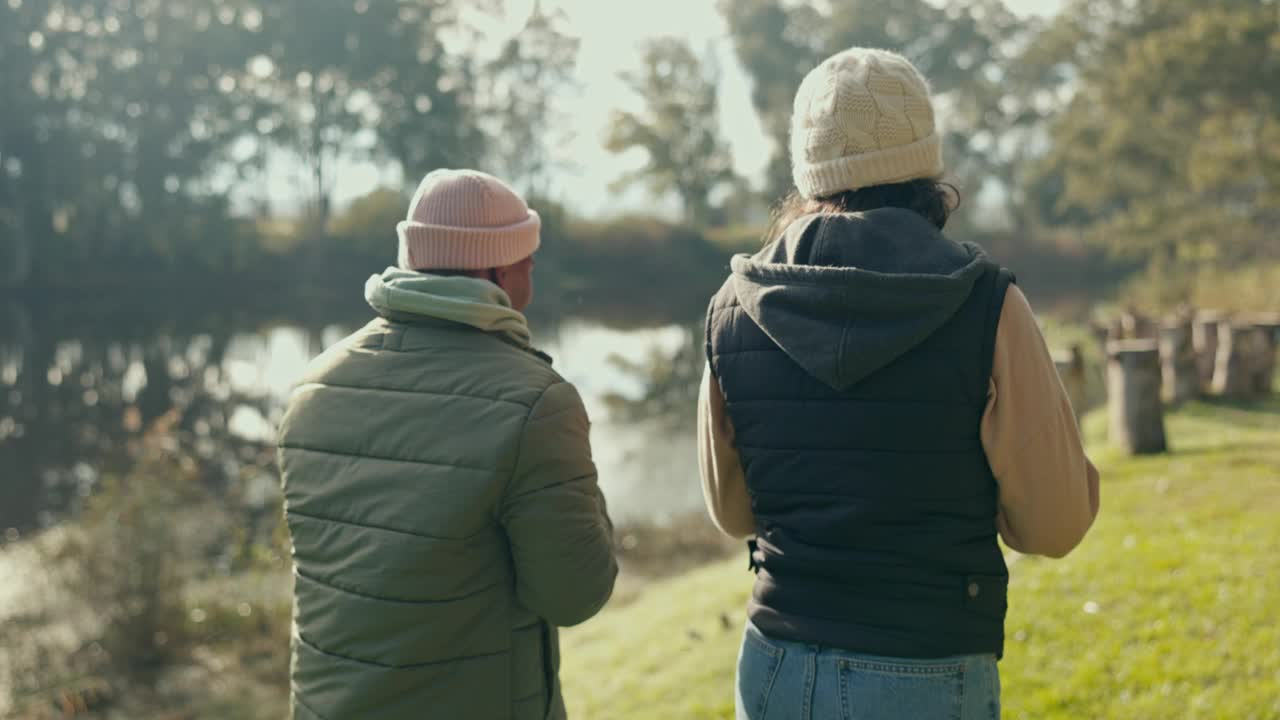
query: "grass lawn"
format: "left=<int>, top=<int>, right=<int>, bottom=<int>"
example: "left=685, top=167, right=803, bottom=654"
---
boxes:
left=560, top=397, right=1280, bottom=719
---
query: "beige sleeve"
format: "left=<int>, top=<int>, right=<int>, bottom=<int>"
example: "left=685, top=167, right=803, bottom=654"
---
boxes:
left=697, top=365, right=757, bottom=539
left=983, top=285, right=1101, bottom=558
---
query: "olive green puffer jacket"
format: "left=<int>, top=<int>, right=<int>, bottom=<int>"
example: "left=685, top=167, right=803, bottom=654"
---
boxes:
left=277, top=269, right=617, bottom=720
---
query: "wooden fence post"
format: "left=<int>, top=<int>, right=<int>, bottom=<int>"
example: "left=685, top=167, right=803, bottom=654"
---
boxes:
left=1192, top=312, right=1222, bottom=393
left=1248, top=316, right=1279, bottom=395
left=1107, top=339, right=1168, bottom=454
left=1159, top=316, right=1198, bottom=404
left=1212, top=323, right=1254, bottom=399
left=1053, top=344, right=1087, bottom=425
left=1120, top=310, right=1156, bottom=340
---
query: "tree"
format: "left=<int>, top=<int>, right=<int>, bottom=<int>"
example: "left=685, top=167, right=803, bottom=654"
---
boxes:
left=718, top=0, right=822, bottom=202
left=604, top=38, right=737, bottom=227
left=0, top=0, right=257, bottom=283
left=1029, top=0, right=1280, bottom=269
left=0, top=0, right=494, bottom=284
left=483, top=1, right=579, bottom=195
left=719, top=0, right=1033, bottom=219
left=248, top=0, right=485, bottom=230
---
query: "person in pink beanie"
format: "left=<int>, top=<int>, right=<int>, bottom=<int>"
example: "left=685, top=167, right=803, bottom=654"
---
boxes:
left=395, top=168, right=544, bottom=310
left=277, top=169, right=617, bottom=720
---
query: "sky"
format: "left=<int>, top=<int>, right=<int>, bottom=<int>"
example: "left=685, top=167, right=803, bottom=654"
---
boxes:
left=276, top=0, right=1065, bottom=220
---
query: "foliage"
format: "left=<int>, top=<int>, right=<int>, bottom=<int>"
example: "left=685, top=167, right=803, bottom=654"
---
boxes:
left=57, top=447, right=215, bottom=674
left=704, top=223, right=768, bottom=253
left=1030, top=0, right=1280, bottom=270
left=0, top=431, right=293, bottom=718
left=604, top=38, right=738, bottom=227
left=483, top=1, right=580, bottom=195
left=719, top=0, right=1034, bottom=214
left=561, top=398, right=1280, bottom=719
left=326, top=186, right=407, bottom=259
left=0, top=0, right=256, bottom=284
left=534, top=212, right=733, bottom=321
left=1122, top=260, right=1280, bottom=315
left=0, top=0, right=501, bottom=287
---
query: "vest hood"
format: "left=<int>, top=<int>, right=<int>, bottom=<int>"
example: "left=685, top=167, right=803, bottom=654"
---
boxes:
left=729, top=208, right=991, bottom=391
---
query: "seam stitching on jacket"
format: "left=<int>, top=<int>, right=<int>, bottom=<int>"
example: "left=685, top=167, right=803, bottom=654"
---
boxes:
left=292, top=381, right=535, bottom=407
left=294, top=568, right=502, bottom=605
left=292, top=691, right=334, bottom=720
left=501, top=381, right=559, bottom=515
left=296, top=632, right=507, bottom=670
left=503, top=473, right=595, bottom=502
left=279, top=443, right=508, bottom=475
left=286, top=508, right=493, bottom=541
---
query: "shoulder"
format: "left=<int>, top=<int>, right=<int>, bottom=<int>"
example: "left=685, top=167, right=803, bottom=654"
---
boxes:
left=995, top=283, right=1038, bottom=340
left=296, top=318, right=563, bottom=410
left=706, top=271, right=740, bottom=319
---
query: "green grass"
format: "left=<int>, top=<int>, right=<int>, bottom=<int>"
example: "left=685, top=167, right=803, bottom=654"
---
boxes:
left=561, top=397, right=1280, bottom=720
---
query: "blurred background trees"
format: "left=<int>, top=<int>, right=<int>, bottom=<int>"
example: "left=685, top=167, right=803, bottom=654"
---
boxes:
left=0, top=0, right=1275, bottom=306
left=604, top=38, right=737, bottom=228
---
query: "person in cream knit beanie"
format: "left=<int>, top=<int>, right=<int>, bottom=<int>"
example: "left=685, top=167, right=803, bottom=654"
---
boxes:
left=705, top=44, right=1099, bottom=720
left=397, top=168, right=541, bottom=271
left=790, top=47, right=942, bottom=198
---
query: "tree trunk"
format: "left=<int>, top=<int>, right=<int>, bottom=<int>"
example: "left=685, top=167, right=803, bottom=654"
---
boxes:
left=1192, top=312, right=1222, bottom=393
left=1107, top=339, right=1167, bottom=455
left=0, top=210, right=31, bottom=288
left=1053, top=344, right=1087, bottom=426
left=1159, top=317, right=1198, bottom=405
left=1212, top=323, right=1254, bottom=399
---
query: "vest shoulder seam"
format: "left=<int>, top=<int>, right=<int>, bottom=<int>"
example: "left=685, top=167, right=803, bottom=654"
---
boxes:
left=737, top=443, right=979, bottom=455
left=725, top=397, right=981, bottom=408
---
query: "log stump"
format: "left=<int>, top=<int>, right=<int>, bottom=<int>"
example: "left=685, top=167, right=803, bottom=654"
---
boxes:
left=1192, top=312, right=1222, bottom=392
left=1159, top=317, right=1199, bottom=404
left=1248, top=316, right=1279, bottom=395
left=1120, top=310, right=1156, bottom=340
left=1091, top=322, right=1112, bottom=351
left=1107, top=340, right=1168, bottom=454
left=1212, top=323, right=1255, bottom=399
left=1053, top=344, right=1087, bottom=425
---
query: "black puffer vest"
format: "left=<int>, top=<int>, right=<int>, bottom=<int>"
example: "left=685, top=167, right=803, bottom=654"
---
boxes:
left=706, top=209, right=1014, bottom=658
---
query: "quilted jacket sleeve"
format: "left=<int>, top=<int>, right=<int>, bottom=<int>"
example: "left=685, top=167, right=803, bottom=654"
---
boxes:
left=501, top=381, right=617, bottom=627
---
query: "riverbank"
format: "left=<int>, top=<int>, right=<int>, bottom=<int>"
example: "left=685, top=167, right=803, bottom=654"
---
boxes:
left=559, top=396, right=1280, bottom=719
left=0, top=498, right=735, bottom=719
left=4, top=395, right=1276, bottom=718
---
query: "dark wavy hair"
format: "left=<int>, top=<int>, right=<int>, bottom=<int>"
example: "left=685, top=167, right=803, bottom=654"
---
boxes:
left=765, top=178, right=961, bottom=242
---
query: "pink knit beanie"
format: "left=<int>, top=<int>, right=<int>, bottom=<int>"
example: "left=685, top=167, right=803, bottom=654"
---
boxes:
left=396, top=169, right=541, bottom=271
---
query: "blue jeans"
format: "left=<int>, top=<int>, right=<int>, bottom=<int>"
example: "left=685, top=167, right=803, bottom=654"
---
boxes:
left=736, top=622, right=1000, bottom=720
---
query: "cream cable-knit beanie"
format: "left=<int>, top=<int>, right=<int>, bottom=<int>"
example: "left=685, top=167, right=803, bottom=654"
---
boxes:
left=397, top=169, right=541, bottom=271
left=790, top=48, right=943, bottom=199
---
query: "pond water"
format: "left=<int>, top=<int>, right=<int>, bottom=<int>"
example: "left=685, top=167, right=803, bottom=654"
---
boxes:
left=0, top=294, right=708, bottom=536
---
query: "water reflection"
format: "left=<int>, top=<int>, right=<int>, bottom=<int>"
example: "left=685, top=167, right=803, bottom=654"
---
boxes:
left=0, top=298, right=344, bottom=533
left=0, top=297, right=710, bottom=533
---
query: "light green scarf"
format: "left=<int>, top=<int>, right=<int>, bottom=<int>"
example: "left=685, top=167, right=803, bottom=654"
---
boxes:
left=364, top=267, right=532, bottom=347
